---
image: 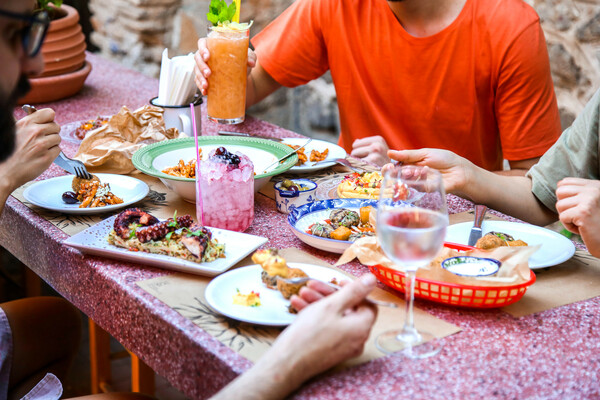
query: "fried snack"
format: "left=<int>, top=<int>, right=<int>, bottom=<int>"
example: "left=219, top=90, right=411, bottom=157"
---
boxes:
left=475, top=232, right=528, bottom=250
left=359, top=206, right=373, bottom=225
left=252, top=249, right=289, bottom=289
left=72, top=175, right=100, bottom=193
left=330, top=226, right=352, bottom=241
left=162, top=159, right=197, bottom=178
left=77, top=181, right=124, bottom=208
left=276, top=268, right=308, bottom=299
left=309, top=148, right=329, bottom=162
left=337, top=171, right=383, bottom=199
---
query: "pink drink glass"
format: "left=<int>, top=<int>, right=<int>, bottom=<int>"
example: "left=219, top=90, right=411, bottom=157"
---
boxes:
left=196, top=148, right=254, bottom=231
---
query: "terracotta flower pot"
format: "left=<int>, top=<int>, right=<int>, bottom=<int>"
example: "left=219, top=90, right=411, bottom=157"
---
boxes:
left=41, top=4, right=86, bottom=77
left=19, top=4, right=91, bottom=104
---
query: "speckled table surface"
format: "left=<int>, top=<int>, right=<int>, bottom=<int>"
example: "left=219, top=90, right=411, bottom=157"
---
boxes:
left=4, top=53, right=600, bottom=400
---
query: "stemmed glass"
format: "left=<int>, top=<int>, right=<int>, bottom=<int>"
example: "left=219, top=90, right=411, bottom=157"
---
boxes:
left=376, top=165, right=448, bottom=358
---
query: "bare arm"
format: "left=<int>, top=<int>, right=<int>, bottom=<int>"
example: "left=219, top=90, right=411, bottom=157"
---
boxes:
left=211, top=275, right=377, bottom=400
left=0, top=109, right=61, bottom=215
left=493, top=156, right=540, bottom=176
left=195, top=39, right=282, bottom=108
left=388, top=149, right=557, bottom=226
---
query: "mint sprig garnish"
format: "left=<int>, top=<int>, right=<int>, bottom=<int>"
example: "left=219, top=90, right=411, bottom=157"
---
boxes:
left=207, top=0, right=236, bottom=26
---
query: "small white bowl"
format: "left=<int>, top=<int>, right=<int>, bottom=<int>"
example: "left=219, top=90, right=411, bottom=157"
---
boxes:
left=275, top=179, right=317, bottom=214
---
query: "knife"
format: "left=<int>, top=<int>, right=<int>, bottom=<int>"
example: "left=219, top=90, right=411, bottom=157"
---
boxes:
left=467, top=205, right=488, bottom=246
left=218, top=130, right=283, bottom=142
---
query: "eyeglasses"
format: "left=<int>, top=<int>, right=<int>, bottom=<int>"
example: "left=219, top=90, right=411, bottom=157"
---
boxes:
left=0, top=9, right=50, bottom=57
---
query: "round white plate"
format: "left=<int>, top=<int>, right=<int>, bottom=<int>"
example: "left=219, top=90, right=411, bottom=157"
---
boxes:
left=205, top=263, right=352, bottom=326
left=282, top=138, right=347, bottom=173
left=287, top=199, right=379, bottom=254
left=23, top=173, right=149, bottom=214
left=445, top=220, right=576, bottom=269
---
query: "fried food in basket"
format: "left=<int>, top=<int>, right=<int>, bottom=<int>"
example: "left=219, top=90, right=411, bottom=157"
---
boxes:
left=162, top=159, right=196, bottom=178
left=475, top=231, right=528, bottom=250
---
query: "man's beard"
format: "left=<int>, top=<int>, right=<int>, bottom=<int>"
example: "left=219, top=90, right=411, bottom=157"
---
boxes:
left=0, top=76, right=30, bottom=162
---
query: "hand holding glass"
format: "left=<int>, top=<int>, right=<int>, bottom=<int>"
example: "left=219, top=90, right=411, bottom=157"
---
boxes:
left=376, top=165, right=448, bottom=358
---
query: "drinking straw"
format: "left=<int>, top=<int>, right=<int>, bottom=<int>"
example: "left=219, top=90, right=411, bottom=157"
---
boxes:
left=191, top=102, right=204, bottom=225
left=233, top=0, right=241, bottom=23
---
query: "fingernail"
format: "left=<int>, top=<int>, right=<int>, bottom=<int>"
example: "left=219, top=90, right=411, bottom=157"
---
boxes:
left=203, top=69, right=210, bottom=77
left=360, top=274, right=376, bottom=287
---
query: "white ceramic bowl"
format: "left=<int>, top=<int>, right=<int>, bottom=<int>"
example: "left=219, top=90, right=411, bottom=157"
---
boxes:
left=274, top=178, right=318, bottom=214
left=132, top=137, right=298, bottom=203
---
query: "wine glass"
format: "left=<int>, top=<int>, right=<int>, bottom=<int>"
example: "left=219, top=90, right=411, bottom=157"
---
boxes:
left=376, top=165, right=448, bottom=358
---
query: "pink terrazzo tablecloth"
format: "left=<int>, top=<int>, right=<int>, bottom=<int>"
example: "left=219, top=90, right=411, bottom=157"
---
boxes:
left=3, top=53, right=599, bottom=400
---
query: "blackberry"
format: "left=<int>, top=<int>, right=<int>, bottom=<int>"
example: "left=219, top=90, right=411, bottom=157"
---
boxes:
left=212, top=146, right=240, bottom=166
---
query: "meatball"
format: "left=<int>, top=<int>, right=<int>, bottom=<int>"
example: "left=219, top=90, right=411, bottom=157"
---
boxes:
left=329, top=208, right=360, bottom=229
left=311, top=222, right=334, bottom=238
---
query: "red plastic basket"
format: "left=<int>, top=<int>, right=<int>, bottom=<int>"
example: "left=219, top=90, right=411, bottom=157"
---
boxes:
left=369, top=242, right=537, bottom=308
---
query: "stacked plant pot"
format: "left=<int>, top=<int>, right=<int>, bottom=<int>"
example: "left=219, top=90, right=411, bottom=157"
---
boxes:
left=19, top=4, right=92, bottom=104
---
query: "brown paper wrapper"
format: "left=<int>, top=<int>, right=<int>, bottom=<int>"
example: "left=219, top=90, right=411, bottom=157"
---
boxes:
left=73, top=105, right=183, bottom=174
left=336, top=236, right=536, bottom=286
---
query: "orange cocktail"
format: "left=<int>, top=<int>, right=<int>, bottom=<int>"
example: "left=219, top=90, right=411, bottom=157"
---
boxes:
left=206, top=25, right=249, bottom=124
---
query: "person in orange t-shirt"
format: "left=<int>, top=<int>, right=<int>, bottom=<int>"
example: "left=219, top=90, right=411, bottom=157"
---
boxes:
left=195, top=0, right=561, bottom=173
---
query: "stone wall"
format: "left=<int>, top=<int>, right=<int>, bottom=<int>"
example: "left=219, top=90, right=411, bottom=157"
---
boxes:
left=526, top=0, right=600, bottom=128
left=89, top=0, right=600, bottom=139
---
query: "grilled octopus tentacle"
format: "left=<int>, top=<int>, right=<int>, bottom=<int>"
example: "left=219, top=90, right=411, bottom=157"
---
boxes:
left=113, top=208, right=159, bottom=239
left=135, top=215, right=194, bottom=243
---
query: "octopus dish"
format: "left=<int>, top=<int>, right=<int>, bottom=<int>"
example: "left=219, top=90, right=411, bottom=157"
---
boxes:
left=107, top=208, right=225, bottom=263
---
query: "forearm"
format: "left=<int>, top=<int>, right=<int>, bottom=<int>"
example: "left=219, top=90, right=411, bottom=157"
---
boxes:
left=460, top=168, right=557, bottom=226
left=211, top=353, right=304, bottom=400
left=0, top=172, right=16, bottom=215
left=246, top=62, right=281, bottom=108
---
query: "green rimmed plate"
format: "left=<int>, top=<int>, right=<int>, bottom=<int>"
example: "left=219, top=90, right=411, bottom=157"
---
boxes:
left=132, top=137, right=298, bottom=203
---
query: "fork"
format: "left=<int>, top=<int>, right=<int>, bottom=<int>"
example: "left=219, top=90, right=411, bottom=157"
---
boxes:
left=313, top=157, right=365, bottom=173
left=277, top=276, right=398, bottom=308
left=22, top=105, right=93, bottom=179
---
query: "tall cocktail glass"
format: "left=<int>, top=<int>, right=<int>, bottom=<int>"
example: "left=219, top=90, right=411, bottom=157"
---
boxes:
left=376, top=165, right=448, bottom=358
left=197, top=147, right=254, bottom=231
left=206, top=25, right=249, bottom=124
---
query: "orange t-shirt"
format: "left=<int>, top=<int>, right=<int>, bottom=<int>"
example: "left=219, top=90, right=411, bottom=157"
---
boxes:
left=251, top=0, right=561, bottom=170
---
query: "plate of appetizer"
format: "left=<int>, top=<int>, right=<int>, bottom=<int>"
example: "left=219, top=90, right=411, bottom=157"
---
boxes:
left=23, top=173, right=149, bottom=214
left=445, top=220, right=576, bottom=269
left=59, top=116, right=110, bottom=144
left=287, top=199, right=379, bottom=254
left=63, top=209, right=268, bottom=276
left=281, top=138, right=347, bottom=173
left=205, top=250, right=352, bottom=326
left=132, top=136, right=297, bottom=202
left=315, top=171, right=383, bottom=200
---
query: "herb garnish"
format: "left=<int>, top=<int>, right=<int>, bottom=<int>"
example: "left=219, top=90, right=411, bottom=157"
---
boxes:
left=129, top=223, right=141, bottom=239
left=207, top=0, right=236, bottom=26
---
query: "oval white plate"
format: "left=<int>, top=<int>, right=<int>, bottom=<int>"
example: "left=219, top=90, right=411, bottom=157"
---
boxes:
left=205, top=263, right=352, bottom=326
left=23, top=174, right=149, bottom=215
left=445, top=220, right=575, bottom=269
left=282, top=138, right=347, bottom=173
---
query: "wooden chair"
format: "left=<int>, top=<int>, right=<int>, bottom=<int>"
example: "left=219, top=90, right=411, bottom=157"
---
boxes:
left=89, top=319, right=155, bottom=395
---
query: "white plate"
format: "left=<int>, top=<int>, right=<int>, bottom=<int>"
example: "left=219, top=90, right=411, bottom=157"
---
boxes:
left=63, top=216, right=268, bottom=277
left=282, top=138, right=347, bottom=173
left=23, top=174, right=149, bottom=215
left=205, top=263, right=351, bottom=326
left=287, top=199, right=378, bottom=254
left=445, top=220, right=575, bottom=269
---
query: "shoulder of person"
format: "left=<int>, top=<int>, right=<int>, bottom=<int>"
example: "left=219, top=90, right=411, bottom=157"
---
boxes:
left=471, top=0, right=540, bottom=34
